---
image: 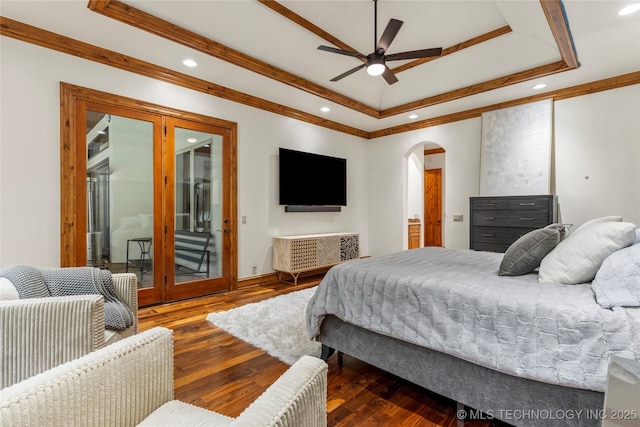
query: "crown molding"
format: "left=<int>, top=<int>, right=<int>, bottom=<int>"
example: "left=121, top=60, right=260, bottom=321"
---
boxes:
left=88, top=0, right=380, bottom=118
left=88, top=0, right=576, bottom=119
left=369, top=71, right=640, bottom=138
left=1, top=15, right=637, bottom=140
left=0, top=16, right=368, bottom=138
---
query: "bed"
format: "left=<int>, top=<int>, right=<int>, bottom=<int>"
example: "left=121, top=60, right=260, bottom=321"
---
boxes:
left=306, top=221, right=640, bottom=427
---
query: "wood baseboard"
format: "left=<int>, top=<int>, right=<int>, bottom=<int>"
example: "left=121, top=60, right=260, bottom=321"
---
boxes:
left=237, top=272, right=279, bottom=288
left=237, top=255, right=370, bottom=289
left=237, top=266, right=333, bottom=288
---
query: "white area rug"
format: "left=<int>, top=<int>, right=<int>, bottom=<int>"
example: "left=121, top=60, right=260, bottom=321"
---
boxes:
left=206, top=287, right=322, bottom=364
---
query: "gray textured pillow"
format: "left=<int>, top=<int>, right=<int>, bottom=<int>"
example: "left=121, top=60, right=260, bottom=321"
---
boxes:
left=499, top=228, right=561, bottom=276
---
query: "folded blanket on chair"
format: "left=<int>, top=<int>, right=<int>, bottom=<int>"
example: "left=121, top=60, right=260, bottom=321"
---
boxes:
left=0, top=265, right=133, bottom=330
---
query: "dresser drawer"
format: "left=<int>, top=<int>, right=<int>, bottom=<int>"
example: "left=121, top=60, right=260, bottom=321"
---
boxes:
left=471, top=242, right=510, bottom=253
left=472, top=226, right=532, bottom=245
left=472, top=210, right=550, bottom=228
left=507, top=196, right=552, bottom=210
left=471, top=198, right=508, bottom=210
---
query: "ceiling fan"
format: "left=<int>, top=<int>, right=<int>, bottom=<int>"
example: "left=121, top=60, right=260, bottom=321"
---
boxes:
left=317, top=0, right=442, bottom=85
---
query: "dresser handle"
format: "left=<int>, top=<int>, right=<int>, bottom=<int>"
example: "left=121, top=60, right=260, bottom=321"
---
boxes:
left=481, top=233, right=496, bottom=237
left=482, top=203, right=496, bottom=207
left=519, top=203, right=536, bottom=206
left=519, top=217, right=535, bottom=221
left=481, top=216, right=496, bottom=220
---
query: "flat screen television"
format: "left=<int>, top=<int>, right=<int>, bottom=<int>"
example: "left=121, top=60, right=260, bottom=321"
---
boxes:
left=279, top=148, right=347, bottom=208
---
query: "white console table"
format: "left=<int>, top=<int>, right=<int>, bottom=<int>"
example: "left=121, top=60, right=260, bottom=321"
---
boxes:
left=273, top=232, right=359, bottom=285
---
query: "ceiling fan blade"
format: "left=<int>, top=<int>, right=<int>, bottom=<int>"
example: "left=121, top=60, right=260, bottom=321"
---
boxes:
left=377, top=19, right=403, bottom=53
left=381, top=66, right=398, bottom=85
left=317, top=45, right=366, bottom=59
left=330, top=63, right=367, bottom=82
left=385, top=47, right=443, bottom=61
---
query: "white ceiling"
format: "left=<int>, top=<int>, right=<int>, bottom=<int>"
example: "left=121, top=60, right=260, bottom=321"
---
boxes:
left=2, top=0, right=639, bottom=133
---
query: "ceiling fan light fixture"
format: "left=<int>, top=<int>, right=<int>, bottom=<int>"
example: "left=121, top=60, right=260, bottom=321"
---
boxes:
left=367, top=63, right=385, bottom=76
left=318, top=0, right=441, bottom=84
left=367, top=56, right=385, bottom=76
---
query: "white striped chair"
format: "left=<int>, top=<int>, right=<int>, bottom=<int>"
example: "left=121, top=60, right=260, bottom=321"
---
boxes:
left=0, top=272, right=138, bottom=388
left=0, top=327, right=328, bottom=427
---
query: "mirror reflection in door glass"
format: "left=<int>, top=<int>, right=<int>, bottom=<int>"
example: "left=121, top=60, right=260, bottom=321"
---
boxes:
left=86, top=111, right=155, bottom=288
left=174, top=128, right=223, bottom=284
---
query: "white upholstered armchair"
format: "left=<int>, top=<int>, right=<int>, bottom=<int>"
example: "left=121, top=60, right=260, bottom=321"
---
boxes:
left=0, top=327, right=328, bottom=427
left=0, top=272, right=138, bottom=388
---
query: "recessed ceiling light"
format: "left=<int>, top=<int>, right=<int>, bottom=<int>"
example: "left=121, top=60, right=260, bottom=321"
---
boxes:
left=619, top=3, right=640, bottom=15
left=320, top=107, right=330, bottom=112
left=182, top=59, right=198, bottom=67
left=409, top=114, right=418, bottom=119
left=532, top=83, right=547, bottom=90
left=187, top=137, right=198, bottom=143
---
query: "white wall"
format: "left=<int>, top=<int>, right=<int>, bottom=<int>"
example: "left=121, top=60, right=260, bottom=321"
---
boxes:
left=0, top=38, right=369, bottom=277
left=367, top=86, right=640, bottom=256
left=407, top=148, right=424, bottom=222
left=554, top=86, right=640, bottom=228
left=2, top=37, right=638, bottom=274
left=367, top=118, right=482, bottom=255
left=424, top=153, right=445, bottom=171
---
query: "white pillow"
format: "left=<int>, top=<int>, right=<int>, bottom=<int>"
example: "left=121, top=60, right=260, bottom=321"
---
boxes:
left=572, top=215, right=622, bottom=235
left=538, top=221, right=637, bottom=284
left=592, top=244, right=640, bottom=308
left=0, top=277, right=19, bottom=300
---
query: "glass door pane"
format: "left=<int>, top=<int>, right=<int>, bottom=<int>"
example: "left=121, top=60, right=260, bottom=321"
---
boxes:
left=65, top=86, right=235, bottom=306
left=86, top=111, right=155, bottom=288
left=174, top=127, right=223, bottom=284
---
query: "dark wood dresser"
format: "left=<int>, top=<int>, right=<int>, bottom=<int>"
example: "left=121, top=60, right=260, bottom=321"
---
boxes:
left=470, top=195, right=558, bottom=252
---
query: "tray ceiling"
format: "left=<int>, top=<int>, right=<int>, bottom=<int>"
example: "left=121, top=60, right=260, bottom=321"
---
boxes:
left=1, top=0, right=638, bottom=135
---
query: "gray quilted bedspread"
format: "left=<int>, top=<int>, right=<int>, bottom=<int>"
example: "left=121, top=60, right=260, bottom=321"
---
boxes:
left=306, top=247, right=640, bottom=392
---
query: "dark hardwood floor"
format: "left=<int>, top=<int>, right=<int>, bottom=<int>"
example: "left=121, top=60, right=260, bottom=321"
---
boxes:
left=137, top=277, right=509, bottom=427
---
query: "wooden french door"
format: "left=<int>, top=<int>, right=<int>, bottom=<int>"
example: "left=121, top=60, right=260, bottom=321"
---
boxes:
left=164, top=118, right=232, bottom=302
left=424, top=168, right=442, bottom=247
left=60, top=84, right=237, bottom=306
